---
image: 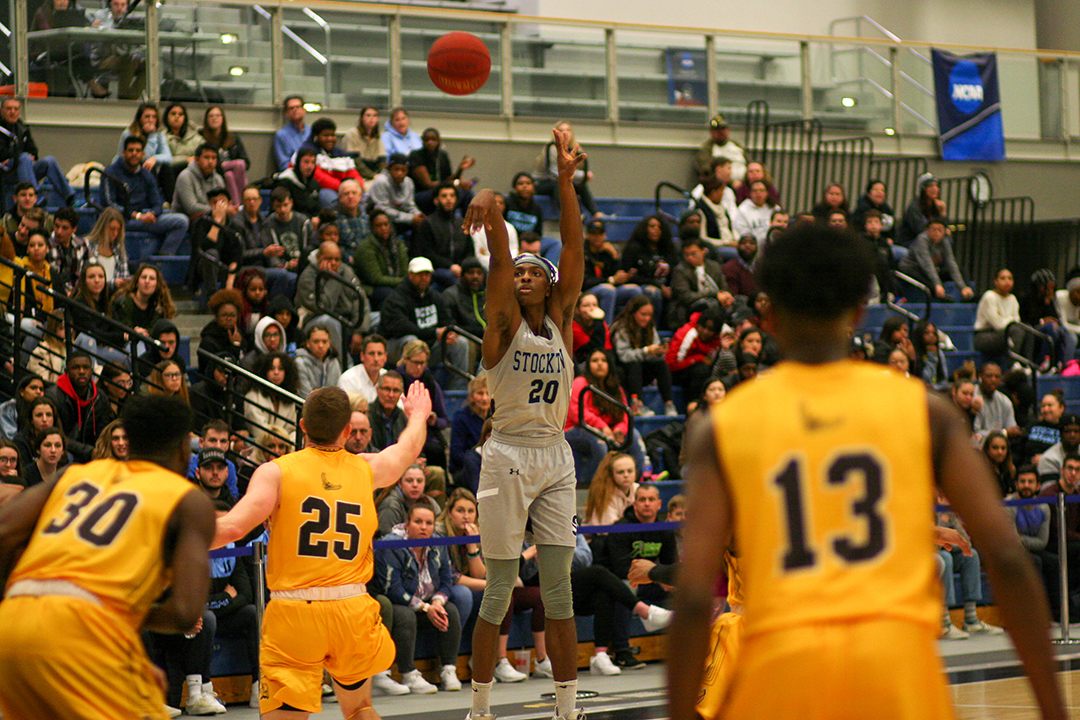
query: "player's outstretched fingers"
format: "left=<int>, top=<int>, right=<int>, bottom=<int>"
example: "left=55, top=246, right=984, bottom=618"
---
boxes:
left=463, top=188, right=497, bottom=234
left=403, top=380, right=433, bottom=419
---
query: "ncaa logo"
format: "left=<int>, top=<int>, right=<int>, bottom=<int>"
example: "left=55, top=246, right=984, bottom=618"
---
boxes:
left=949, top=60, right=983, bottom=114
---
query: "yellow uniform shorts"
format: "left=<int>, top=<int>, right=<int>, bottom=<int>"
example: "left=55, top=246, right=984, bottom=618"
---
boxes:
left=0, top=595, right=166, bottom=720
left=696, top=611, right=744, bottom=720
left=260, top=593, right=394, bottom=714
left=721, top=618, right=956, bottom=720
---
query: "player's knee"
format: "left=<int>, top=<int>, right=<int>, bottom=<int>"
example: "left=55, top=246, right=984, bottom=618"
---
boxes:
left=479, top=559, right=517, bottom=625
left=537, top=545, right=575, bottom=620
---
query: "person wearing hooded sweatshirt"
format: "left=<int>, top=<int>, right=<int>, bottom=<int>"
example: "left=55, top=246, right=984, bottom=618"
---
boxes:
left=267, top=293, right=301, bottom=354
left=241, top=315, right=287, bottom=370
left=294, top=324, right=342, bottom=398
left=442, top=256, right=487, bottom=340
left=44, top=351, right=114, bottom=463
left=381, top=107, right=423, bottom=158
left=411, top=182, right=472, bottom=290
left=366, top=154, right=423, bottom=237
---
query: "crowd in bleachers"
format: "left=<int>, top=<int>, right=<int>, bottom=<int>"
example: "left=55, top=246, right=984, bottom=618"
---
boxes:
left=3, top=97, right=1078, bottom=709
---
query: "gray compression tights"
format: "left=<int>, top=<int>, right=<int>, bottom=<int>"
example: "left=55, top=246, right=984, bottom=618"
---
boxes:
left=478, top=544, right=576, bottom=625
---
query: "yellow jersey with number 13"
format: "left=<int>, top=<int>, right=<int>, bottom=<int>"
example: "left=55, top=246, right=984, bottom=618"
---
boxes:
left=266, top=447, right=378, bottom=592
left=713, top=360, right=939, bottom=639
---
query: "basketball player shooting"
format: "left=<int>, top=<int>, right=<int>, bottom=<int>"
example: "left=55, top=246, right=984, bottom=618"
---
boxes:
left=460, top=126, right=585, bottom=720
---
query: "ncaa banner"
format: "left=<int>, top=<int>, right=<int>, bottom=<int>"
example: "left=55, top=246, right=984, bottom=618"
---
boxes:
left=931, top=49, right=1006, bottom=161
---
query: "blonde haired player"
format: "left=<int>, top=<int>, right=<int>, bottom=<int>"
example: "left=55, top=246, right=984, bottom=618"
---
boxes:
left=670, top=222, right=1065, bottom=720
left=213, top=382, right=431, bottom=719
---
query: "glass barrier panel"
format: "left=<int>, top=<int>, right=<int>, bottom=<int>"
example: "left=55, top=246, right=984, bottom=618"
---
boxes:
left=997, top=52, right=1042, bottom=141
left=511, top=24, right=607, bottom=121
left=813, top=39, right=893, bottom=136
left=614, top=29, right=704, bottom=125
left=731, top=36, right=805, bottom=126
left=894, top=45, right=937, bottom=137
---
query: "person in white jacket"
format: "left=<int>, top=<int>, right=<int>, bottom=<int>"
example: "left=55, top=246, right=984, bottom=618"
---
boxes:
left=973, top=268, right=1021, bottom=360
left=731, top=181, right=777, bottom=243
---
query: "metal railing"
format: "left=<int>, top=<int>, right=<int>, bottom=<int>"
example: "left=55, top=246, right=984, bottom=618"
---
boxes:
left=892, top=270, right=932, bottom=322
left=575, top=383, right=633, bottom=454
left=654, top=181, right=689, bottom=224
left=437, top=324, right=482, bottom=382
left=85, top=166, right=129, bottom=215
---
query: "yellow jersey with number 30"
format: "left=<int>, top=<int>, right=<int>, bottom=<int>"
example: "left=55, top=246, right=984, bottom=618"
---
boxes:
left=266, top=447, right=378, bottom=592
left=6, top=459, right=194, bottom=630
left=713, top=360, right=939, bottom=638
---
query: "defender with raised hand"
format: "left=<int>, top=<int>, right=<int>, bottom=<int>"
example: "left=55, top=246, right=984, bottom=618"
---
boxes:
left=462, top=126, right=586, bottom=720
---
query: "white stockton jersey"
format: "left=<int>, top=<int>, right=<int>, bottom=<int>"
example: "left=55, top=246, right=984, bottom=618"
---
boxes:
left=487, top=315, right=572, bottom=445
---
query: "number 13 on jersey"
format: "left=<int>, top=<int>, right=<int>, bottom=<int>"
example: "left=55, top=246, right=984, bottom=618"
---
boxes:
left=772, top=450, right=889, bottom=573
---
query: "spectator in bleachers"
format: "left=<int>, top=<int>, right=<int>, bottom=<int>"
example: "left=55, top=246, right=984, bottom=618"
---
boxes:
left=734, top=162, right=779, bottom=206
left=200, top=107, right=250, bottom=207
left=1006, top=464, right=1059, bottom=614
left=732, top=181, right=778, bottom=243
left=580, top=219, right=630, bottom=322
left=382, top=107, right=422, bottom=158
left=1021, top=269, right=1072, bottom=370
left=610, top=295, right=675, bottom=417
left=375, top=463, right=440, bottom=537
left=132, top=318, right=182, bottom=388
left=689, top=157, right=738, bottom=213
left=16, top=229, right=53, bottom=323
left=721, top=233, right=759, bottom=299
left=376, top=503, right=463, bottom=694
left=235, top=267, right=268, bottom=336
left=268, top=293, right=301, bottom=353
left=565, top=349, right=647, bottom=484
left=974, top=362, right=1021, bottom=442
left=679, top=376, right=726, bottom=472
left=243, top=351, right=299, bottom=438
left=70, top=261, right=127, bottom=366
left=851, top=179, right=896, bottom=242
left=187, top=188, right=242, bottom=307
left=272, top=146, right=324, bottom=218
left=621, top=214, right=676, bottom=321
left=88, top=0, right=145, bottom=99
left=145, top=359, right=190, bottom=420
left=936, top=490, right=1003, bottom=639
left=443, top=256, right=487, bottom=345
left=83, top=207, right=129, bottom=287
left=0, top=98, right=75, bottom=206
left=342, top=106, right=386, bottom=182
left=295, top=324, right=342, bottom=398
left=302, top=117, right=363, bottom=205
left=449, top=374, right=488, bottom=479
left=296, top=239, right=369, bottom=359
left=912, top=320, right=950, bottom=391
left=172, top=144, right=227, bottom=221
left=331, top=180, right=367, bottom=263
left=185, top=419, right=240, bottom=496
left=0, top=439, right=19, bottom=488
left=104, top=136, right=189, bottom=256
left=533, top=121, right=600, bottom=219
left=27, top=311, right=65, bottom=384
left=338, top=333, right=389, bottom=403
left=253, top=186, right=303, bottom=300
left=412, top=182, right=471, bottom=290
left=973, top=268, right=1021, bottom=361
left=3, top=186, right=51, bottom=257
left=899, top=218, right=974, bottom=302
left=862, top=209, right=897, bottom=302
left=827, top=210, right=848, bottom=230
left=11, top=395, right=57, bottom=468
left=235, top=424, right=292, bottom=497
left=189, top=353, right=231, bottom=429
left=272, top=95, right=311, bottom=172
left=366, top=153, right=424, bottom=238
left=344, top=400, right=372, bottom=453
left=115, top=103, right=176, bottom=202
left=666, top=308, right=723, bottom=403
left=1023, top=391, right=1066, bottom=466
left=0, top=374, right=43, bottom=440
left=504, top=172, right=543, bottom=237
left=110, top=263, right=175, bottom=339
left=409, top=127, right=475, bottom=215
left=951, top=377, right=980, bottom=434
left=244, top=316, right=287, bottom=374
left=21, top=424, right=65, bottom=487
left=191, top=446, right=236, bottom=506
left=396, top=339, right=450, bottom=468
left=572, top=292, right=610, bottom=366
left=466, top=192, right=516, bottom=273
left=669, top=236, right=733, bottom=329
left=98, top=362, right=130, bottom=417
left=1038, top=412, right=1080, bottom=483
left=45, top=351, right=113, bottom=462
left=898, top=173, right=947, bottom=248
left=368, top=370, right=407, bottom=452
left=146, top=603, right=226, bottom=715
left=584, top=451, right=638, bottom=527
left=695, top=177, right=735, bottom=258
left=810, top=183, right=848, bottom=224
left=47, top=207, right=87, bottom=295
left=871, top=315, right=915, bottom=365
left=696, top=114, right=746, bottom=187
left=199, top=288, right=244, bottom=364
left=983, top=429, right=1017, bottom=497
left=353, top=209, right=409, bottom=311
left=90, top=418, right=128, bottom=460
left=1054, top=276, right=1080, bottom=358
left=1039, top=452, right=1080, bottom=599
left=163, top=102, right=202, bottom=175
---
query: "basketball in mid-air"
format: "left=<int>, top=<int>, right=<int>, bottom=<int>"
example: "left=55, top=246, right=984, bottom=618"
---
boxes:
left=427, top=32, right=491, bottom=96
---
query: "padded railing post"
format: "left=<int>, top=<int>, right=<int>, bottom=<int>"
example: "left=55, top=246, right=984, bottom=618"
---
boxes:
left=1052, top=493, right=1080, bottom=644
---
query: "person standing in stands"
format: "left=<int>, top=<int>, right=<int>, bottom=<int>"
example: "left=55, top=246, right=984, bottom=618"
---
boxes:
left=212, top=383, right=431, bottom=717
left=461, top=126, right=585, bottom=720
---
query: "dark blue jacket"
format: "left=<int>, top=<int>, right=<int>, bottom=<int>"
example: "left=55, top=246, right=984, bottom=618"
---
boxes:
left=104, top=158, right=164, bottom=216
left=374, top=527, right=455, bottom=610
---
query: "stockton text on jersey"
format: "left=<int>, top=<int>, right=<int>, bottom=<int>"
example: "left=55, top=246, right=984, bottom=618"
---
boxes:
left=511, top=349, right=567, bottom=375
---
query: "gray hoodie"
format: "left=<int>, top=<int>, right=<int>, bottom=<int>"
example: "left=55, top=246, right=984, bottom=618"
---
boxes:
left=173, top=159, right=225, bottom=217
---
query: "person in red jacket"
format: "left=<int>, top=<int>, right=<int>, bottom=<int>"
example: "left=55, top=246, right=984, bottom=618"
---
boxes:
left=571, top=292, right=611, bottom=365
left=665, top=308, right=724, bottom=402
left=565, top=349, right=647, bottom=484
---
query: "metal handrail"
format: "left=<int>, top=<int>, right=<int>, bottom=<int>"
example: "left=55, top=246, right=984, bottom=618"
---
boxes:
left=86, top=165, right=129, bottom=215
left=892, top=270, right=932, bottom=323
left=654, top=181, right=690, bottom=225
left=313, top=268, right=366, bottom=354
left=1005, top=321, right=1050, bottom=398
left=437, top=324, right=483, bottom=382
left=576, top=383, right=633, bottom=454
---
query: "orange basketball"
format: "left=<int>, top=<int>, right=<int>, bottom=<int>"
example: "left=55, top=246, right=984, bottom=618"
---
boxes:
left=427, top=31, right=491, bottom=96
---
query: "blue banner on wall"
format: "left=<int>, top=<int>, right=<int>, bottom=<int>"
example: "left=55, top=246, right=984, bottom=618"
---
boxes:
left=931, top=48, right=1006, bottom=161
left=665, top=49, right=708, bottom=107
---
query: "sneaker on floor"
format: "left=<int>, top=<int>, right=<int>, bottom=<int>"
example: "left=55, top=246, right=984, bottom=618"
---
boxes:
left=250, top=680, right=261, bottom=709
left=641, top=604, right=673, bottom=632
left=464, top=713, right=498, bottom=720
left=963, top=619, right=1004, bottom=635
left=634, top=403, right=655, bottom=417
left=372, top=670, right=411, bottom=696
left=589, top=651, right=621, bottom=676
left=441, top=664, right=462, bottom=691
left=613, top=649, right=646, bottom=669
left=322, top=681, right=339, bottom=703
left=165, top=706, right=182, bottom=718
left=663, top=401, right=678, bottom=417
left=493, top=657, right=527, bottom=683
left=940, top=624, right=970, bottom=640
left=532, top=656, right=553, bottom=678
left=554, top=711, right=587, bottom=720
left=185, top=691, right=226, bottom=715
left=402, top=669, right=438, bottom=694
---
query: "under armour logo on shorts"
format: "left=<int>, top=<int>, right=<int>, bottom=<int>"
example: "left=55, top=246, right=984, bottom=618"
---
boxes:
left=571, top=514, right=581, bottom=532
left=509, top=468, right=520, bottom=475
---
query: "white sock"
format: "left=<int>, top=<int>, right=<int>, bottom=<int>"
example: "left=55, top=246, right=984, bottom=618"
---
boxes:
left=554, top=679, right=577, bottom=718
left=471, top=678, right=494, bottom=716
left=185, top=674, right=202, bottom=699
left=202, top=681, right=215, bottom=696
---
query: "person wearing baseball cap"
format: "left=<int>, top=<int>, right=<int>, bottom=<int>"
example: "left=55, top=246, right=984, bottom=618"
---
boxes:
left=193, top=446, right=237, bottom=506
left=696, top=113, right=746, bottom=188
left=582, top=217, right=636, bottom=323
